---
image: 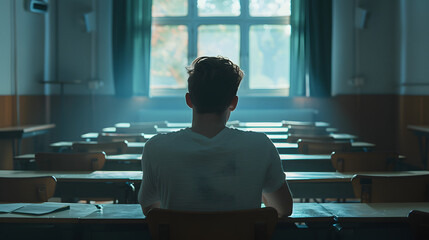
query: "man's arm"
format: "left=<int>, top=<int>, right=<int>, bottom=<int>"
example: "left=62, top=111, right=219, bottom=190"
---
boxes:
left=262, top=181, right=293, bottom=217
left=141, top=202, right=161, bottom=216
left=138, top=138, right=161, bottom=216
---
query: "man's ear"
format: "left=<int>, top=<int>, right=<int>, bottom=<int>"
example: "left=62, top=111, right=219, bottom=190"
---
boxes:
left=228, top=96, right=238, bottom=111
left=185, top=93, right=193, bottom=109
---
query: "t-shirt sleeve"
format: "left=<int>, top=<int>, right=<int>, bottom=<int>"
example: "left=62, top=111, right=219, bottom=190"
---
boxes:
left=138, top=140, right=160, bottom=208
left=262, top=137, right=286, bottom=193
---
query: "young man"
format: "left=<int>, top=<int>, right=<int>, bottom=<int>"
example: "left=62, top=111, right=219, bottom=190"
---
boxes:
left=138, top=56, right=293, bottom=217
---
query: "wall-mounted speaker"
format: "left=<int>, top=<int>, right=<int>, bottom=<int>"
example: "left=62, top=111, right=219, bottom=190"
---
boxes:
left=355, top=7, right=368, bottom=29
left=83, top=12, right=96, bottom=33
left=27, top=0, right=48, bottom=14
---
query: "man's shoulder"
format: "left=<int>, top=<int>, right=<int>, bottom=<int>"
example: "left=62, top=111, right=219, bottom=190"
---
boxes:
left=227, top=127, right=271, bottom=143
left=145, top=129, right=188, bottom=147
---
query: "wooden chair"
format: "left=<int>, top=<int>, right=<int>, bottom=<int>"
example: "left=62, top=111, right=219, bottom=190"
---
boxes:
left=0, top=176, right=56, bottom=203
left=72, top=141, right=128, bottom=155
left=408, top=210, right=429, bottom=240
left=331, top=152, right=400, bottom=172
left=147, top=207, right=278, bottom=240
left=297, top=139, right=352, bottom=154
left=287, top=134, right=334, bottom=143
left=35, top=152, right=106, bottom=171
left=97, top=133, right=147, bottom=143
left=351, top=174, right=429, bottom=203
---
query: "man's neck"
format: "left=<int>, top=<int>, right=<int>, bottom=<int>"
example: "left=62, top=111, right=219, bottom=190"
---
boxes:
left=190, top=110, right=229, bottom=138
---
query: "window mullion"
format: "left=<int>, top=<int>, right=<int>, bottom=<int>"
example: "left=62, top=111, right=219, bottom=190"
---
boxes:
left=189, top=0, right=198, bottom=64
left=240, top=0, right=250, bottom=90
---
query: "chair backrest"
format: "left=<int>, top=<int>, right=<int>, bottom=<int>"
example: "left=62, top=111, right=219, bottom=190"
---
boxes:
left=35, top=152, right=106, bottom=171
left=287, top=126, right=328, bottom=135
left=408, top=210, right=429, bottom=240
left=116, top=126, right=158, bottom=134
left=97, top=133, right=146, bottom=143
left=0, top=176, right=56, bottom=203
left=147, top=207, right=278, bottom=240
left=331, top=152, right=399, bottom=172
left=287, top=134, right=334, bottom=143
left=297, top=139, right=352, bottom=154
left=72, top=141, right=128, bottom=155
left=351, top=174, right=429, bottom=203
left=282, top=120, right=316, bottom=128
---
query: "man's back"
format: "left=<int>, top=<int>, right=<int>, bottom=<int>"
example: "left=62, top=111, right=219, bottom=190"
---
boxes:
left=138, top=127, right=285, bottom=211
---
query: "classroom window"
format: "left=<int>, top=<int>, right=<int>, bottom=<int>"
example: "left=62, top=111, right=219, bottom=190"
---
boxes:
left=150, top=0, right=291, bottom=96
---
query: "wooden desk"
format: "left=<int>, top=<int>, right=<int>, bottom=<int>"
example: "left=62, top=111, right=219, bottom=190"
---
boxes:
left=408, top=125, right=429, bottom=169
left=1, top=202, right=425, bottom=240
left=275, top=142, right=375, bottom=154
left=116, top=121, right=330, bottom=129
left=14, top=153, right=335, bottom=172
left=0, top=124, right=55, bottom=155
left=154, top=127, right=338, bottom=135
left=65, top=140, right=373, bottom=155
left=286, top=171, right=429, bottom=199
left=0, top=202, right=333, bottom=224
left=320, top=202, right=429, bottom=240
left=105, top=121, right=336, bottom=135
left=0, top=170, right=140, bottom=203
left=5, top=170, right=425, bottom=201
left=50, top=141, right=145, bottom=154
left=15, top=153, right=144, bottom=171
left=0, top=202, right=335, bottom=240
left=321, top=202, right=429, bottom=223
left=0, top=202, right=97, bottom=224
left=84, top=132, right=355, bottom=143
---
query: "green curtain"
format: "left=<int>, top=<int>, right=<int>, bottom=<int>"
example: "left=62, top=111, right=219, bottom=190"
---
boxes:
left=112, top=0, right=152, bottom=97
left=290, top=0, right=332, bottom=97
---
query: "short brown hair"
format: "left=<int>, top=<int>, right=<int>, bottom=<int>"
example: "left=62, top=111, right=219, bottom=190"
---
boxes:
left=187, top=56, right=243, bottom=114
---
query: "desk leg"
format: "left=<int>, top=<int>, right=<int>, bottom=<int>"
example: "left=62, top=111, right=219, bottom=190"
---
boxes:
left=424, top=136, right=429, bottom=170
left=417, top=136, right=429, bottom=170
left=17, top=139, right=22, bottom=156
left=12, top=139, right=16, bottom=156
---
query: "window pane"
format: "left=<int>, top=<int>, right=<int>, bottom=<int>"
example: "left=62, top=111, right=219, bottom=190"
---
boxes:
left=249, top=25, right=290, bottom=90
left=152, top=0, right=187, bottom=17
left=249, top=0, right=291, bottom=16
left=198, top=0, right=240, bottom=16
left=198, top=25, right=240, bottom=65
left=150, top=25, right=188, bottom=89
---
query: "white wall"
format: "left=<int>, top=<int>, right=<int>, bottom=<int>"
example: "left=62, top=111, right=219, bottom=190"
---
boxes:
left=331, top=0, right=354, bottom=95
left=0, top=0, right=13, bottom=95
left=16, top=0, right=46, bottom=95
left=399, top=0, right=429, bottom=95
left=0, top=0, right=46, bottom=95
left=55, top=0, right=114, bottom=95
left=332, top=0, right=399, bottom=95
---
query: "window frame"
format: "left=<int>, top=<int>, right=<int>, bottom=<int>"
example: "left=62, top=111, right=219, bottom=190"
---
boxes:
left=150, top=0, right=291, bottom=97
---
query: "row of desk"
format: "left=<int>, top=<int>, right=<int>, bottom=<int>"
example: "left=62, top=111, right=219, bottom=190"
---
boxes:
left=2, top=170, right=428, bottom=203
left=83, top=132, right=358, bottom=143
left=14, top=153, right=409, bottom=172
left=14, top=153, right=340, bottom=172
left=0, top=202, right=427, bottom=240
left=0, top=124, right=55, bottom=155
left=48, top=141, right=375, bottom=154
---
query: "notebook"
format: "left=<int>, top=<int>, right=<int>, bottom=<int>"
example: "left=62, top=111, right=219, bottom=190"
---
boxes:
left=0, top=203, right=26, bottom=213
left=12, top=202, right=70, bottom=215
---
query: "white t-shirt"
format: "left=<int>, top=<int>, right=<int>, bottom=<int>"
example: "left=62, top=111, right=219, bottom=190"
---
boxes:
left=138, top=127, right=285, bottom=211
